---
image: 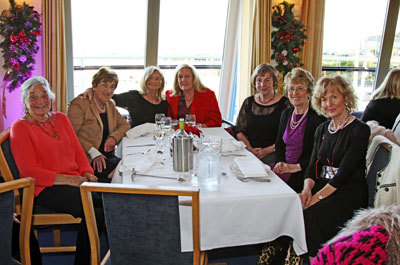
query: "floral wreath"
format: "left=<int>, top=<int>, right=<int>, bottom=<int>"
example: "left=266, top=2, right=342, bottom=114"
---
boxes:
left=0, top=0, right=41, bottom=92
left=271, top=1, right=306, bottom=76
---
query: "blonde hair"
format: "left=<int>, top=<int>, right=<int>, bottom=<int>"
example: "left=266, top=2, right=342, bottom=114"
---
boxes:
left=139, top=66, right=165, bottom=100
left=372, top=68, right=400, bottom=100
left=283, top=67, right=314, bottom=95
left=312, top=75, right=358, bottom=116
left=250, top=63, right=279, bottom=91
left=172, top=64, right=206, bottom=96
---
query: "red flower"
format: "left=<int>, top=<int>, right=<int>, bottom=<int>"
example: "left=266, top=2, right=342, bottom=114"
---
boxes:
left=13, top=62, right=20, bottom=70
left=175, top=124, right=203, bottom=137
left=292, top=47, right=299, bottom=52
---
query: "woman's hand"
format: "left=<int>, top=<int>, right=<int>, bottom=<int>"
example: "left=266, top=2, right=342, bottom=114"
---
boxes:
left=299, top=188, right=313, bottom=209
left=254, top=145, right=274, bottom=160
left=104, top=136, right=117, bottom=152
left=274, top=162, right=301, bottom=174
left=305, top=194, right=320, bottom=209
left=54, top=174, right=87, bottom=187
left=92, top=155, right=107, bottom=172
left=83, top=172, right=98, bottom=182
left=83, top=88, right=93, bottom=100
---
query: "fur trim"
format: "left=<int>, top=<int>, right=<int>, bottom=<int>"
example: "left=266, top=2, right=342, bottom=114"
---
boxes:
left=326, top=205, right=400, bottom=265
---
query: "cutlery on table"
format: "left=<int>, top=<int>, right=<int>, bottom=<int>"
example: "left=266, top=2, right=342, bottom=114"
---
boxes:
left=131, top=170, right=185, bottom=182
left=126, top=144, right=155, bottom=147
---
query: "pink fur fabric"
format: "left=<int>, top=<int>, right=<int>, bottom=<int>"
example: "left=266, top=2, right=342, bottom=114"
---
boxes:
left=367, top=120, right=400, bottom=146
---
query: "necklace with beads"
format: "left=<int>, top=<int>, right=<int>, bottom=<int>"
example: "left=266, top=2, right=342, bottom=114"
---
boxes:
left=93, top=97, right=106, bottom=112
left=28, top=113, right=60, bottom=140
left=290, top=107, right=309, bottom=130
left=328, top=114, right=351, bottom=134
left=258, top=90, right=276, bottom=104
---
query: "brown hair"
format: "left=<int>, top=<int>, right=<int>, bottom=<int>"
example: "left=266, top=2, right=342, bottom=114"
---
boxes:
left=372, top=68, right=400, bottom=100
left=92, top=67, right=119, bottom=88
left=250, top=63, right=279, bottom=91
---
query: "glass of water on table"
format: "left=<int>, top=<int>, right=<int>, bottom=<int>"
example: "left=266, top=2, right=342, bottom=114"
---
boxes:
left=185, top=114, right=196, bottom=127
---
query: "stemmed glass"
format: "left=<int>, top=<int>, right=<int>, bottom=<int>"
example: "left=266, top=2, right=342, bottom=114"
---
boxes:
left=185, top=114, right=196, bottom=127
left=155, top=113, right=165, bottom=130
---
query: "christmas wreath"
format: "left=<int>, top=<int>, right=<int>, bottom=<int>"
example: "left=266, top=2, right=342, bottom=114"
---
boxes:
left=271, top=1, right=306, bottom=76
left=0, top=0, right=41, bottom=92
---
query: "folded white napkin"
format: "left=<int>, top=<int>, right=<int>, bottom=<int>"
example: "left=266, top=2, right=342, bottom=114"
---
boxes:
left=234, top=157, right=267, bottom=178
left=222, top=139, right=246, bottom=153
left=126, top=123, right=155, bottom=138
left=121, top=153, right=164, bottom=173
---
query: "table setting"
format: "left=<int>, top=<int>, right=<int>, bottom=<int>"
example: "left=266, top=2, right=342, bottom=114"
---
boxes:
left=112, top=114, right=307, bottom=255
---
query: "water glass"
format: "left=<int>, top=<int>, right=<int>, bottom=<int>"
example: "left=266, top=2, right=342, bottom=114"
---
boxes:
left=155, top=113, right=165, bottom=129
left=185, top=114, right=196, bottom=127
left=197, top=136, right=222, bottom=191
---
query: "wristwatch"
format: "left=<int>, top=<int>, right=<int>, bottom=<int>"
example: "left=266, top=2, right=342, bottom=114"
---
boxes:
left=318, top=193, right=323, bottom=200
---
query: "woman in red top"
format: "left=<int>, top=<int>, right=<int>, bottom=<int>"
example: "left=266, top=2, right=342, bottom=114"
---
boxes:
left=10, top=76, right=103, bottom=265
left=166, top=64, right=222, bottom=127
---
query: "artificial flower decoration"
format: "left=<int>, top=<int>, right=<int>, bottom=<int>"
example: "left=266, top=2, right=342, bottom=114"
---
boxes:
left=271, top=1, right=306, bottom=76
left=0, top=0, right=41, bottom=92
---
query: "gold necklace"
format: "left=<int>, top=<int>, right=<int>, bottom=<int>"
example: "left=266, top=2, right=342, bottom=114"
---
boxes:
left=28, top=113, right=60, bottom=140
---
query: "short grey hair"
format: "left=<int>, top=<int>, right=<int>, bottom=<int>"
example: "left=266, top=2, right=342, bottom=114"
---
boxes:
left=21, top=76, right=55, bottom=105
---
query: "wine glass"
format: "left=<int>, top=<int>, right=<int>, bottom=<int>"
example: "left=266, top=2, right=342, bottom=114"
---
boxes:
left=155, top=113, right=165, bottom=130
left=160, top=117, right=172, bottom=134
left=185, top=114, right=196, bottom=127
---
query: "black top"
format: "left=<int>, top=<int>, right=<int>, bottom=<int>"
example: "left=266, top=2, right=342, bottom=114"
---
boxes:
left=361, top=98, right=400, bottom=129
left=275, top=107, right=327, bottom=192
left=305, top=118, right=371, bottom=189
left=235, top=96, right=291, bottom=148
left=112, top=90, right=169, bottom=128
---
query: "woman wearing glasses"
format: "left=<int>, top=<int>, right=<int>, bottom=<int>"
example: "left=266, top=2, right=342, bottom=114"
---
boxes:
left=273, top=68, right=326, bottom=193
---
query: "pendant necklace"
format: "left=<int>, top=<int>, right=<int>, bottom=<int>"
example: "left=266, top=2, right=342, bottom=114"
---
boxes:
left=258, top=90, right=276, bottom=104
left=290, top=107, right=309, bottom=130
left=328, top=114, right=351, bottom=134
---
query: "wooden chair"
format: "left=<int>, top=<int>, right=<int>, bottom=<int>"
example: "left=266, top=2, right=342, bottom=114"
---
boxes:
left=80, top=182, right=205, bottom=265
left=366, top=143, right=391, bottom=207
left=0, top=129, right=81, bottom=253
left=0, top=178, right=35, bottom=265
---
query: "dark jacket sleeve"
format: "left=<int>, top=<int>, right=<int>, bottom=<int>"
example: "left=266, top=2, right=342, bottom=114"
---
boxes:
left=304, top=123, right=327, bottom=181
left=297, top=109, right=327, bottom=171
left=274, top=107, right=292, bottom=163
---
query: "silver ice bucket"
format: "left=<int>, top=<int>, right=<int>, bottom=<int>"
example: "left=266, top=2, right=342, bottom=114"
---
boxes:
left=172, top=134, right=193, bottom=172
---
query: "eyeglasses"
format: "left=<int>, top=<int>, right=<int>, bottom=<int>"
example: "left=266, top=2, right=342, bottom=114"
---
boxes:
left=288, top=86, right=307, bottom=92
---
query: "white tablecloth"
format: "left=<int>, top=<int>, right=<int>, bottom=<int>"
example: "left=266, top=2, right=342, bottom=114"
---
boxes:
left=113, top=127, right=307, bottom=255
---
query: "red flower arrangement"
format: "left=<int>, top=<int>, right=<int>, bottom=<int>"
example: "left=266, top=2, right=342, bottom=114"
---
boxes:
left=0, top=0, right=41, bottom=92
left=175, top=123, right=203, bottom=137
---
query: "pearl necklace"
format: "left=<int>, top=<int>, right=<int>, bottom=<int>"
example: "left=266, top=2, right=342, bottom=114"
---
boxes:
left=258, top=91, right=276, bottom=104
left=290, top=107, right=309, bottom=130
left=328, top=114, right=351, bottom=134
left=93, top=97, right=106, bottom=112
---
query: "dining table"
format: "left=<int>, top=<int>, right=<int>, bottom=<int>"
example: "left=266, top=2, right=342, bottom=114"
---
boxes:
left=112, top=127, right=307, bottom=255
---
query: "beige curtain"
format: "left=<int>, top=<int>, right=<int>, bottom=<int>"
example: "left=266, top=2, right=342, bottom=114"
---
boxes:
left=251, top=0, right=272, bottom=95
left=299, top=0, right=325, bottom=81
left=43, top=0, right=68, bottom=113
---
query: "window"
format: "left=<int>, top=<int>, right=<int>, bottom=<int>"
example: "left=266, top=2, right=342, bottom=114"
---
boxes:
left=322, top=0, right=387, bottom=110
left=70, top=0, right=228, bottom=102
left=389, top=16, right=400, bottom=68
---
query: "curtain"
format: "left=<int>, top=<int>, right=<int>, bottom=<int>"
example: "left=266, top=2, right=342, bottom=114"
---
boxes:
left=218, top=0, right=241, bottom=120
left=299, top=0, right=325, bottom=81
left=43, top=0, right=68, bottom=113
left=250, top=0, right=272, bottom=95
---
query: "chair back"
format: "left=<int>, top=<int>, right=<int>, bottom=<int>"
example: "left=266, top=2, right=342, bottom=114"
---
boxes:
left=80, top=183, right=200, bottom=265
left=0, top=130, right=22, bottom=214
left=0, top=178, right=35, bottom=265
left=366, top=143, right=391, bottom=207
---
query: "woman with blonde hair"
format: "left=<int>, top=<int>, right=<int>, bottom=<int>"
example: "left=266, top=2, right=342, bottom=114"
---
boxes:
left=299, top=75, right=370, bottom=260
left=166, top=64, right=222, bottom=127
left=113, top=65, right=169, bottom=127
left=362, top=68, right=400, bottom=129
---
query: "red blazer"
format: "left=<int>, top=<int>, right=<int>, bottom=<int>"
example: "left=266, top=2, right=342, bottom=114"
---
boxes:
left=166, top=88, right=222, bottom=127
